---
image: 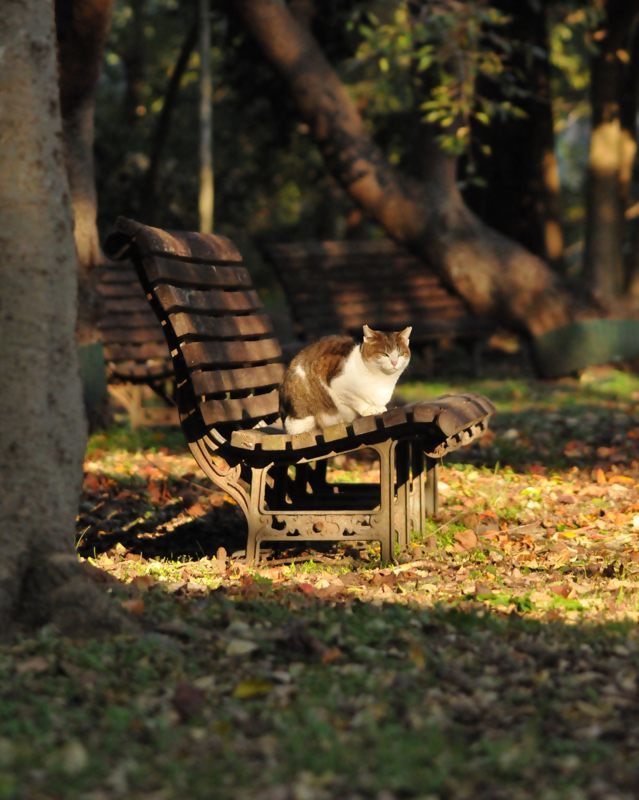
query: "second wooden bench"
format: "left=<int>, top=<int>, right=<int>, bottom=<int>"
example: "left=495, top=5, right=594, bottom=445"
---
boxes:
left=264, top=239, right=495, bottom=370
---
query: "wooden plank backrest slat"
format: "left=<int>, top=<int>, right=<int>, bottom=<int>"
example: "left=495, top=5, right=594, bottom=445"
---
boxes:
left=98, top=310, right=163, bottom=330
left=98, top=280, right=145, bottom=298
left=169, top=311, right=273, bottom=340
left=181, top=339, right=282, bottom=369
left=153, top=284, right=262, bottom=314
left=102, top=326, right=170, bottom=345
left=145, top=257, right=253, bottom=289
left=283, top=284, right=463, bottom=304
left=316, top=296, right=467, bottom=313
left=199, top=390, right=281, bottom=427
left=110, top=218, right=244, bottom=263
left=98, top=268, right=140, bottom=284
left=267, top=241, right=402, bottom=259
left=105, top=296, right=152, bottom=313
left=275, top=259, right=438, bottom=280
left=191, top=364, right=285, bottom=396
left=109, top=360, right=173, bottom=379
left=105, top=342, right=171, bottom=361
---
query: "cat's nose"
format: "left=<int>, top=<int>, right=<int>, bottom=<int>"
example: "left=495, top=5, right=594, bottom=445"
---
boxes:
left=390, top=357, right=398, bottom=367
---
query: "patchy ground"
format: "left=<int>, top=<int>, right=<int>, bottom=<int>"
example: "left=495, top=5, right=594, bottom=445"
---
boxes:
left=3, top=366, right=639, bottom=798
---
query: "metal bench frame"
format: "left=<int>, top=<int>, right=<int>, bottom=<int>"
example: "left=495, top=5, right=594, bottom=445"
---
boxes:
left=105, top=218, right=494, bottom=563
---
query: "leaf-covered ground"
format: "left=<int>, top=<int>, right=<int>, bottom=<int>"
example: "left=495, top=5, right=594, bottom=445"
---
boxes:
left=3, top=365, right=639, bottom=799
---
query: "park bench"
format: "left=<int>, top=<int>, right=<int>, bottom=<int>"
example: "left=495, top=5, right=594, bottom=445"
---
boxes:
left=264, top=240, right=496, bottom=371
left=97, top=260, right=178, bottom=427
left=104, top=217, right=495, bottom=563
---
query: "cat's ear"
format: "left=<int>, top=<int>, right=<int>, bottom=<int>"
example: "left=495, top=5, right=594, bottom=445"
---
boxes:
left=362, top=324, right=377, bottom=343
left=399, top=326, right=412, bottom=344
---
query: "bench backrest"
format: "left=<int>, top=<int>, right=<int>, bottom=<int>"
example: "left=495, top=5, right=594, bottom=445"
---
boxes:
left=265, top=240, right=491, bottom=343
left=105, top=218, right=285, bottom=440
left=97, top=260, right=174, bottom=383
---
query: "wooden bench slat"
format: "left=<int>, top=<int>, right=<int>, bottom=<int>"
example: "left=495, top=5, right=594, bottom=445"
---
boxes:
left=169, top=311, right=274, bottom=340
left=320, top=421, right=349, bottom=443
left=301, top=311, right=477, bottom=331
left=290, top=430, right=321, bottom=450
left=181, top=338, right=282, bottom=369
left=104, top=296, right=152, bottom=313
left=153, top=285, right=262, bottom=314
left=145, top=257, right=253, bottom=289
left=104, top=342, right=171, bottom=361
left=278, top=265, right=444, bottom=284
left=97, top=280, right=145, bottom=298
left=191, top=364, right=285, bottom=396
left=288, top=286, right=468, bottom=316
left=97, top=268, right=139, bottom=284
left=101, top=326, right=167, bottom=344
left=98, top=310, right=162, bottom=330
left=111, top=218, right=243, bottom=263
left=199, top=390, right=280, bottom=427
left=108, top=360, right=172, bottom=380
left=267, top=241, right=405, bottom=258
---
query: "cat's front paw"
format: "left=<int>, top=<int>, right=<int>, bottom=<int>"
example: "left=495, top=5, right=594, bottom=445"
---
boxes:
left=362, top=405, right=387, bottom=416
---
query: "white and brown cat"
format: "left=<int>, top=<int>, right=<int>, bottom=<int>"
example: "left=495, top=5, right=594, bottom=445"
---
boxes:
left=280, top=324, right=412, bottom=434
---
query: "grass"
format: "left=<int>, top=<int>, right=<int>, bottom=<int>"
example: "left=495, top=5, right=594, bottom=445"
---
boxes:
left=3, top=364, right=639, bottom=798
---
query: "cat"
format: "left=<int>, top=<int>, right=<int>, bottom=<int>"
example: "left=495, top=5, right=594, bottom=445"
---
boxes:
left=280, top=324, right=412, bottom=434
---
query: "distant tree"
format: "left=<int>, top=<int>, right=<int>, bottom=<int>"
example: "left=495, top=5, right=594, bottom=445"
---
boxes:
left=56, top=0, right=115, bottom=343
left=199, top=0, right=215, bottom=232
left=0, top=0, right=124, bottom=632
left=236, top=0, right=591, bottom=338
left=464, top=0, right=564, bottom=269
left=584, top=0, right=639, bottom=303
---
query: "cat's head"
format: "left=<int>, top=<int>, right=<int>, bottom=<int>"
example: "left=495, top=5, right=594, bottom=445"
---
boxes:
left=361, top=324, right=411, bottom=375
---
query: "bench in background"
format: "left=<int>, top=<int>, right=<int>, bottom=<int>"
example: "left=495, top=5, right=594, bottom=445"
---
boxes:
left=264, top=240, right=496, bottom=371
left=97, top=260, right=178, bottom=427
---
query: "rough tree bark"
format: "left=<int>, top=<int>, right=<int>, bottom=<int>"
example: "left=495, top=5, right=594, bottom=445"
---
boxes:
left=235, top=0, right=588, bottom=338
left=0, top=0, right=125, bottom=634
left=584, top=0, right=639, bottom=303
left=56, top=0, right=115, bottom=344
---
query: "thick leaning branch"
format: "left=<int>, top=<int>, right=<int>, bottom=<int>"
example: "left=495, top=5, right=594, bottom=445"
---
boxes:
left=235, top=0, right=588, bottom=337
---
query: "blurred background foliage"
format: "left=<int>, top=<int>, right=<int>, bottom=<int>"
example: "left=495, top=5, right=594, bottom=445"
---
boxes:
left=95, top=0, right=616, bottom=280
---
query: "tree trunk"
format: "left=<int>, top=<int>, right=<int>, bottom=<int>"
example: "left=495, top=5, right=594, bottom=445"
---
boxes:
left=623, top=23, right=639, bottom=299
left=584, top=0, right=639, bottom=304
left=0, top=0, right=124, bottom=635
left=198, top=0, right=215, bottom=233
left=141, top=20, right=198, bottom=220
left=120, top=0, right=147, bottom=126
left=56, top=0, right=115, bottom=344
left=466, top=0, right=564, bottom=268
left=235, top=0, right=586, bottom=337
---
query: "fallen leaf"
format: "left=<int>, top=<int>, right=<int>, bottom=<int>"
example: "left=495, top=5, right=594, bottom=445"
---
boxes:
left=594, top=468, right=607, bottom=485
left=454, top=529, right=478, bottom=550
left=226, top=639, right=259, bottom=656
left=233, top=679, right=274, bottom=699
left=321, top=647, right=343, bottom=665
left=120, top=598, right=145, bottom=615
left=172, top=683, right=206, bottom=720
left=15, top=656, right=50, bottom=675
